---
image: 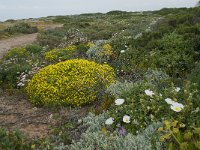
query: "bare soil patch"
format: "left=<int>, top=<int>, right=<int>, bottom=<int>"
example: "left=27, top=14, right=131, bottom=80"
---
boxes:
left=0, top=91, right=88, bottom=139
left=0, top=92, right=56, bottom=138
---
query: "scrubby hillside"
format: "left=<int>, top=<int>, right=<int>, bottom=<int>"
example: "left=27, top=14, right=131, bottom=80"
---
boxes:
left=0, top=7, right=200, bottom=150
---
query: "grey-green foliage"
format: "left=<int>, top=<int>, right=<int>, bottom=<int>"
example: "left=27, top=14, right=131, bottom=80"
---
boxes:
left=106, top=80, right=136, bottom=97
left=86, top=40, right=108, bottom=63
left=106, top=69, right=169, bottom=98
left=54, top=113, right=165, bottom=150
left=144, top=69, right=170, bottom=89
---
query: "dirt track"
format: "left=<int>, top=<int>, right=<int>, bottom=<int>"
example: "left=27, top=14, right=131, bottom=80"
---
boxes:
left=0, top=24, right=63, bottom=59
left=0, top=33, right=38, bottom=59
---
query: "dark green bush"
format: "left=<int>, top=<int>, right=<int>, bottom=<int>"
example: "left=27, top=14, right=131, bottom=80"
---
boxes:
left=0, top=128, right=31, bottom=150
left=26, top=44, right=43, bottom=54
left=148, top=33, right=195, bottom=77
left=188, top=62, right=200, bottom=90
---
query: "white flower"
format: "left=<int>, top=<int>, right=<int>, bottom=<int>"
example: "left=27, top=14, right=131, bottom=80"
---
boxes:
left=105, top=117, right=114, bottom=125
left=120, top=50, right=125, bottom=53
left=115, top=99, right=125, bottom=105
left=145, top=89, right=154, bottom=97
left=175, top=87, right=181, bottom=92
left=170, top=102, right=184, bottom=112
left=49, top=114, right=53, bottom=119
left=123, top=115, right=131, bottom=123
left=165, top=98, right=175, bottom=105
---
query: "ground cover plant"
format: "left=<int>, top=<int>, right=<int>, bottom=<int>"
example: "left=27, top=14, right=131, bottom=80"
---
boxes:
left=0, top=7, right=200, bottom=150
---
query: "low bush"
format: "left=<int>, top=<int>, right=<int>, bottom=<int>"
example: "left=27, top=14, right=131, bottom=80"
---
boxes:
left=107, top=80, right=198, bottom=134
left=86, top=40, right=113, bottom=64
left=0, top=47, right=32, bottom=89
left=188, top=62, right=200, bottom=91
left=25, top=44, right=43, bottom=54
left=4, top=47, right=29, bottom=60
left=0, top=128, right=52, bottom=150
left=44, top=45, right=77, bottom=63
left=54, top=113, right=165, bottom=150
left=5, top=23, right=38, bottom=34
left=0, top=47, right=45, bottom=89
left=38, top=28, right=87, bottom=48
left=26, top=59, right=115, bottom=106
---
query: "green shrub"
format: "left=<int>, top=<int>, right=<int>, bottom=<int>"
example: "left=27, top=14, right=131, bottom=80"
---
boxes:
left=0, top=47, right=32, bottom=89
left=107, top=80, right=197, bottom=134
left=4, top=47, right=29, bottom=60
left=26, top=44, right=43, bottom=54
left=38, top=28, right=87, bottom=48
left=0, top=128, right=52, bottom=150
left=26, top=59, right=115, bottom=106
left=0, top=63, right=31, bottom=89
left=188, top=62, right=200, bottom=90
left=5, top=23, right=38, bottom=34
left=148, top=33, right=195, bottom=77
left=158, top=120, right=200, bottom=150
left=0, top=128, right=31, bottom=150
left=119, top=33, right=195, bottom=78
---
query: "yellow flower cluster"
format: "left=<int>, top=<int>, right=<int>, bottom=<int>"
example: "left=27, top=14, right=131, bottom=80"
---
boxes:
left=44, top=45, right=77, bottom=62
left=63, top=45, right=77, bottom=51
left=86, top=42, right=95, bottom=48
left=102, top=43, right=113, bottom=56
left=26, top=59, right=115, bottom=106
left=44, top=48, right=58, bottom=62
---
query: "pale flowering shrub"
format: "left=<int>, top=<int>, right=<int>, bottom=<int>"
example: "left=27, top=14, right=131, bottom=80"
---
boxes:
left=54, top=113, right=164, bottom=150
left=0, top=54, right=32, bottom=89
left=0, top=46, right=46, bottom=89
left=107, top=80, right=197, bottom=134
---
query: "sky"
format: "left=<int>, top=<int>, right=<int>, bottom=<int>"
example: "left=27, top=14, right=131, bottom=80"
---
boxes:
left=0, top=0, right=198, bottom=21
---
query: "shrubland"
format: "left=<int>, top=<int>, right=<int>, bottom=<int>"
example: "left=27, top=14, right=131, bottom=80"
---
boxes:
left=0, top=7, right=200, bottom=150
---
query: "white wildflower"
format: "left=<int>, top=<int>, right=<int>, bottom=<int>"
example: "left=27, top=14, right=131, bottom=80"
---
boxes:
left=165, top=98, right=175, bottom=105
left=123, top=115, right=131, bottom=123
left=170, top=102, right=184, bottom=112
left=120, top=50, right=125, bottom=53
left=105, top=117, right=114, bottom=125
left=175, top=87, right=181, bottom=92
left=145, top=89, right=154, bottom=97
left=115, top=99, right=125, bottom=105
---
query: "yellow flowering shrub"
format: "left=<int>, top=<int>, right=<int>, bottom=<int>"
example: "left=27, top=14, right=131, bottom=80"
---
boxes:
left=87, top=42, right=95, bottom=48
left=44, top=45, right=77, bottom=62
left=63, top=45, right=77, bottom=51
left=26, top=59, right=115, bottom=106
left=44, top=48, right=58, bottom=62
left=102, top=43, right=113, bottom=56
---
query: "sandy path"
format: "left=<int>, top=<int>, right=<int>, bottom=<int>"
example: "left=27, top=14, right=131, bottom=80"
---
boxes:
left=0, top=24, right=63, bottom=59
left=0, top=33, right=38, bottom=59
